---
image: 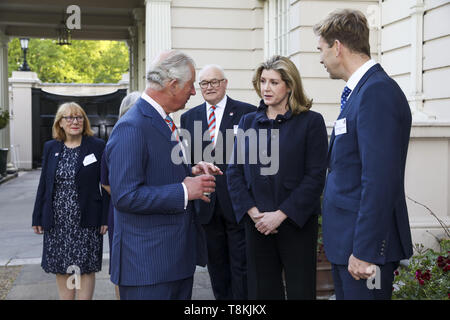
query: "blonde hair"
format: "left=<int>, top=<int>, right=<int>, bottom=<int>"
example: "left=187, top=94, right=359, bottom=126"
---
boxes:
left=52, top=102, right=94, bottom=141
left=252, top=55, right=312, bottom=114
left=313, top=9, right=371, bottom=57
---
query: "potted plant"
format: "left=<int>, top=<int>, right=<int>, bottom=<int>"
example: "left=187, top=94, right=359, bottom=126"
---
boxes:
left=393, top=197, right=450, bottom=300
left=316, top=214, right=334, bottom=299
left=0, top=109, right=10, bottom=177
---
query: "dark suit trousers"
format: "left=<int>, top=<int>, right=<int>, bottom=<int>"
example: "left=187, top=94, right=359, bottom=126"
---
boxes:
left=203, top=200, right=247, bottom=300
left=331, top=261, right=399, bottom=300
left=119, top=276, right=193, bottom=300
left=244, top=214, right=318, bottom=300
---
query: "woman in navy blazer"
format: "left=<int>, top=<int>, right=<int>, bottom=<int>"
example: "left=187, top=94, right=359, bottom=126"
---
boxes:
left=32, top=102, right=108, bottom=300
left=227, top=56, right=328, bottom=299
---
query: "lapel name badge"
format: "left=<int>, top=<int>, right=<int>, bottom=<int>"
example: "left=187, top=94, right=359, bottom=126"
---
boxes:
left=334, top=118, right=347, bottom=136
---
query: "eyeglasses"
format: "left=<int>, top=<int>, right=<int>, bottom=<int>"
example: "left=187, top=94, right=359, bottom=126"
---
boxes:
left=199, top=79, right=225, bottom=89
left=62, top=116, right=84, bottom=123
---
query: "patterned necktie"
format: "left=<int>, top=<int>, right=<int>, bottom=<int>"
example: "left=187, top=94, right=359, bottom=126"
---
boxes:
left=165, top=115, right=179, bottom=141
left=340, top=86, right=352, bottom=112
left=208, top=105, right=217, bottom=143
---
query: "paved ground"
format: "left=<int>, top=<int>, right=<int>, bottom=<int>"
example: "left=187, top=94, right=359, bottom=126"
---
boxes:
left=0, top=170, right=214, bottom=300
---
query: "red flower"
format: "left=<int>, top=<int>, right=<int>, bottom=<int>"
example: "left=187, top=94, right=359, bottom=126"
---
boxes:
left=419, top=279, right=425, bottom=286
left=437, top=256, right=446, bottom=268
left=394, top=270, right=399, bottom=276
left=415, top=269, right=422, bottom=279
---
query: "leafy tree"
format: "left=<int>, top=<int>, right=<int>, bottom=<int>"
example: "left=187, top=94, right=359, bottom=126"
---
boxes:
left=8, top=38, right=129, bottom=83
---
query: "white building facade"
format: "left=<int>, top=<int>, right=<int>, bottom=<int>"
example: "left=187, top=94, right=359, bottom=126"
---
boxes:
left=0, top=0, right=449, bottom=249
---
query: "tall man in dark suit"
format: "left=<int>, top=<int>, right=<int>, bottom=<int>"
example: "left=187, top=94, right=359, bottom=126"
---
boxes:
left=180, top=65, right=256, bottom=299
left=106, top=50, right=221, bottom=300
left=314, top=9, right=413, bottom=300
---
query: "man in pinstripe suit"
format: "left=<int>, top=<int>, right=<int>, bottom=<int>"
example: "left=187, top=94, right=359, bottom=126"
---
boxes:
left=106, top=50, right=221, bottom=300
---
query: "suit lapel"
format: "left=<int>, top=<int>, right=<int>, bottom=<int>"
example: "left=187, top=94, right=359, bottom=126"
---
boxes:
left=47, top=141, right=63, bottom=195
left=140, top=99, right=192, bottom=173
left=75, top=136, right=89, bottom=177
left=327, top=64, right=382, bottom=158
left=219, top=96, right=236, bottom=133
left=138, top=98, right=176, bottom=143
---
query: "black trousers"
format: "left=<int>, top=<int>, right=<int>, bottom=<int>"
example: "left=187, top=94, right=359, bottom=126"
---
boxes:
left=203, top=201, right=247, bottom=300
left=244, top=214, right=318, bottom=300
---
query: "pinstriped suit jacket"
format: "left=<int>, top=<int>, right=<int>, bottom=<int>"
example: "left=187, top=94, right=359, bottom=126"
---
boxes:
left=106, top=97, right=207, bottom=287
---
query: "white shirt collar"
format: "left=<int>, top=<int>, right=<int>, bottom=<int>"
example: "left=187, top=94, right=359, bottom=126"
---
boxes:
left=346, top=59, right=377, bottom=91
left=141, top=92, right=169, bottom=120
left=206, top=95, right=227, bottom=110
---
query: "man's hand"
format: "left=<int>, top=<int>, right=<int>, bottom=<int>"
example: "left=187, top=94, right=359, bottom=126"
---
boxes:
left=255, top=210, right=287, bottom=235
left=348, top=254, right=376, bottom=280
left=192, top=161, right=223, bottom=176
left=183, top=175, right=216, bottom=203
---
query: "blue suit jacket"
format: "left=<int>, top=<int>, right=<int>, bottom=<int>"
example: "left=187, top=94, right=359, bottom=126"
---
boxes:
left=227, top=101, right=328, bottom=228
left=32, top=136, right=108, bottom=229
left=180, top=96, right=256, bottom=224
left=106, top=97, right=207, bottom=287
left=322, top=64, right=413, bottom=266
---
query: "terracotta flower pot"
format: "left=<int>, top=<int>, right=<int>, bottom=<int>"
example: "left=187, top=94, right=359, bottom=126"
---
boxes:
left=316, top=247, right=334, bottom=300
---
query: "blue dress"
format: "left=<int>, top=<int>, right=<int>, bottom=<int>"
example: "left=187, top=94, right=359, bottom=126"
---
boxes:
left=42, top=144, right=102, bottom=275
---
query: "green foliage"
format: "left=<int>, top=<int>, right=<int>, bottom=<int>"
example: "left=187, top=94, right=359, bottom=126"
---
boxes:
left=0, top=109, right=10, bottom=130
left=392, top=239, right=450, bottom=300
left=8, top=38, right=129, bottom=83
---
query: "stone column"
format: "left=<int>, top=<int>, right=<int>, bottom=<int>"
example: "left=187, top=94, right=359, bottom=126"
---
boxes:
left=0, top=31, right=10, bottom=151
left=144, top=0, right=172, bottom=74
left=132, top=8, right=147, bottom=92
left=127, top=28, right=138, bottom=92
left=9, top=71, right=40, bottom=169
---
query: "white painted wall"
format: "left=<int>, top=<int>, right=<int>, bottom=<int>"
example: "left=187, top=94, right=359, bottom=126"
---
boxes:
left=288, top=0, right=380, bottom=125
left=171, top=0, right=264, bottom=123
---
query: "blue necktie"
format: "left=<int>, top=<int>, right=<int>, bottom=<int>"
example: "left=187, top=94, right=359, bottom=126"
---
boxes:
left=340, top=86, right=352, bottom=112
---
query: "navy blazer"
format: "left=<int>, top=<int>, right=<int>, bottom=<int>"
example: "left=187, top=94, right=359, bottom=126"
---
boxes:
left=227, top=101, right=328, bottom=228
left=322, top=63, right=413, bottom=266
left=180, top=96, right=256, bottom=224
left=106, top=97, right=207, bottom=287
left=32, top=135, right=108, bottom=229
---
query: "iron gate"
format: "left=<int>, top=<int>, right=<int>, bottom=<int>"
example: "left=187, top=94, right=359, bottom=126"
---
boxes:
left=32, top=88, right=127, bottom=168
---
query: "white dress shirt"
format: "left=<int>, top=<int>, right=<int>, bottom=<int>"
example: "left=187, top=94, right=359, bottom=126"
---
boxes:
left=141, top=92, right=189, bottom=209
left=345, top=59, right=377, bottom=100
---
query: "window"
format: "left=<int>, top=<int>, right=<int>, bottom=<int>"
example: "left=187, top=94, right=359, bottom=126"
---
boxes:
left=264, top=0, right=290, bottom=58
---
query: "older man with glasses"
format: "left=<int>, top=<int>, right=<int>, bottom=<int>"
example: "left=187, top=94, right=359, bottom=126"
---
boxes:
left=180, top=64, right=256, bottom=300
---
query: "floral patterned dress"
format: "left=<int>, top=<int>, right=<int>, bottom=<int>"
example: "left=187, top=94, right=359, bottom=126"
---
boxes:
left=41, top=144, right=102, bottom=275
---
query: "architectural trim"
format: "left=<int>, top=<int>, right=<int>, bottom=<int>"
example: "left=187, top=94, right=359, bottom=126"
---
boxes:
left=145, top=0, right=172, bottom=76
left=409, top=0, right=433, bottom=121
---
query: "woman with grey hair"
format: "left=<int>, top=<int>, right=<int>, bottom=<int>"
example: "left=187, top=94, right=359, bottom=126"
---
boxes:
left=100, top=91, right=140, bottom=299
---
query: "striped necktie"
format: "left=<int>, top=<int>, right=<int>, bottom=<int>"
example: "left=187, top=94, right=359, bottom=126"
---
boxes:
left=340, top=86, right=352, bottom=112
left=165, top=115, right=179, bottom=141
left=208, top=105, right=217, bottom=143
